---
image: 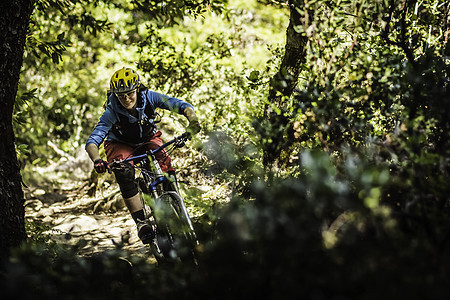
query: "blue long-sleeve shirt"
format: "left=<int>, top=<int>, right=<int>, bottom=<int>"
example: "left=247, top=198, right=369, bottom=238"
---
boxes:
left=86, top=89, right=194, bottom=148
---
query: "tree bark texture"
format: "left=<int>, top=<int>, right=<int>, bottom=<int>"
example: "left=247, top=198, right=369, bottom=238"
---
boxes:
left=0, top=0, right=35, bottom=258
left=263, top=0, right=307, bottom=166
left=268, top=0, right=308, bottom=107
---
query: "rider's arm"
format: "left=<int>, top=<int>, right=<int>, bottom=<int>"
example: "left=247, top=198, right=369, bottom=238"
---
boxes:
left=184, top=106, right=201, bottom=136
left=86, top=143, right=102, bottom=162
left=183, top=107, right=198, bottom=122
left=143, top=90, right=200, bottom=135
left=85, top=108, right=116, bottom=162
left=145, top=90, right=194, bottom=114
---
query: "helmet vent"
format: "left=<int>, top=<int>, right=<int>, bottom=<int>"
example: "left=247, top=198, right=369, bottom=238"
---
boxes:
left=110, top=67, right=140, bottom=93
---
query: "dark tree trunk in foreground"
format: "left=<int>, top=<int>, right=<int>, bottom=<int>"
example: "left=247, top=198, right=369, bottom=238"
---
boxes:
left=0, top=0, right=35, bottom=258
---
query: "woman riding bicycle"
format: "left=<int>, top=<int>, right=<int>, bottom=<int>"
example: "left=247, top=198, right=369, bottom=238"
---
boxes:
left=85, top=67, right=200, bottom=244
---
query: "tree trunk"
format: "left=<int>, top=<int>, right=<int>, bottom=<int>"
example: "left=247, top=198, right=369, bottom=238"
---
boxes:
left=268, top=0, right=308, bottom=107
left=0, top=0, right=35, bottom=258
left=263, top=0, right=307, bottom=166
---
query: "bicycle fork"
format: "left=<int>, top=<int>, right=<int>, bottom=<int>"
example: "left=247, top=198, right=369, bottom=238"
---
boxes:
left=147, top=156, right=196, bottom=235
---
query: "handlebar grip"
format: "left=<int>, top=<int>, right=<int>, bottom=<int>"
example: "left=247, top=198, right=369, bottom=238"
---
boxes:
left=107, top=161, right=120, bottom=173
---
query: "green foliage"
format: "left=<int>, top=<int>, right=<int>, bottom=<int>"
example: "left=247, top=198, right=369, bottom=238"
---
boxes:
left=251, top=0, right=448, bottom=163
left=4, top=149, right=450, bottom=299
left=132, top=0, right=227, bottom=23
left=26, top=32, right=70, bottom=64
left=13, top=89, right=37, bottom=128
left=24, top=219, right=55, bottom=245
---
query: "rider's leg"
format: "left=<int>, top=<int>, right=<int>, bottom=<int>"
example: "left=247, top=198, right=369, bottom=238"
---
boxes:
left=114, top=167, right=154, bottom=244
left=146, top=131, right=177, bottom=192
left=124, top=192, right=143, bottom=213
left=104, top=141, right=155, bottom=244
left=145, top=131, right=176, bottom=173
left=124, top=193, right=154, bottom=244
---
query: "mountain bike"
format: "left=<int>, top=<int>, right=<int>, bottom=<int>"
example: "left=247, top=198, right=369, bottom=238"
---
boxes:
left=110, top=133, right=197, bottom=264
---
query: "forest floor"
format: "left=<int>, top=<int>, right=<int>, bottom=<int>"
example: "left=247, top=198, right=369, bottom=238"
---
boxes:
left=23, top=155, right=151, bottom=257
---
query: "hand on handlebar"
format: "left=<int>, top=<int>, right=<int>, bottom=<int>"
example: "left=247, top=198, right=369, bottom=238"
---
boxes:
left=94, top=158, right=109, bottom=173
left=186, top=120, right=201, bottom=139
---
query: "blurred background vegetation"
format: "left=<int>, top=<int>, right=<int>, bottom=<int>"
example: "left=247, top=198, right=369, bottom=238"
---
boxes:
left=5, top=0, right=450, bottom=298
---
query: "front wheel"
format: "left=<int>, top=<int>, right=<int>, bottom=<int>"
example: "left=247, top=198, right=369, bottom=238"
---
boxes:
left=151, top=192, right=197, bottom=264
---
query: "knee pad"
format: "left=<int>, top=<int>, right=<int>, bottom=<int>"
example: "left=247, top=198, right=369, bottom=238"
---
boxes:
left=113, top=162, right=138, bottom=198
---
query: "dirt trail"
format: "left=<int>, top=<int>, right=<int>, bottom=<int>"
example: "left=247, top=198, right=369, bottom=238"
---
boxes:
left=26, top=198, right=149, bottom=255
left=24, top=149, right=151, bottom=256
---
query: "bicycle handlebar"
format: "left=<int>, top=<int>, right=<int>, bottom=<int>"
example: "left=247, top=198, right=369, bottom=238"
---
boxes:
left=109, top=133, right=189, bottom=169
left=152, top=132, right=189, bottom=157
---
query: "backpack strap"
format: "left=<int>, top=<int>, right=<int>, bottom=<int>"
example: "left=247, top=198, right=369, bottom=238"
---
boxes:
left=138, top=85, right=161, bottom=123
left=104, top=90, right=112, bottom=110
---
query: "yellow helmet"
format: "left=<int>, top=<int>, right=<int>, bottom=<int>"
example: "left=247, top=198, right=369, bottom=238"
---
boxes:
left=110, top=67, right=140, bottom=93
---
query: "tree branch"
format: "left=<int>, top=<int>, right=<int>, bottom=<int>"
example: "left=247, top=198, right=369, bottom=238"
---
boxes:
left=380, top=0, right=417, bottom=67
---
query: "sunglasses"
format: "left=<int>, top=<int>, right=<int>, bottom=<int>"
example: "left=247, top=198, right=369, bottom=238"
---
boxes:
left=115, top=90, right=136, bottom=100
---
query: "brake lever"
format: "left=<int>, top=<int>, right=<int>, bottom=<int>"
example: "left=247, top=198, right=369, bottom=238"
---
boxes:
left=177, top=140, right=186, bottom=148
left=175, top=135, right=188, bottom=148
left=107, top=160, right=123, bottom=173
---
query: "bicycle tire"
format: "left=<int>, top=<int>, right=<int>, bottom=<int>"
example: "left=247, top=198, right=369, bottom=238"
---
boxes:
left=152, top=192, right=197, bottom=263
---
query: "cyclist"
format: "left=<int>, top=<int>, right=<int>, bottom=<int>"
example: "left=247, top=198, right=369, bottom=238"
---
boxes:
left=85, top=67, right=200, bottom=244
